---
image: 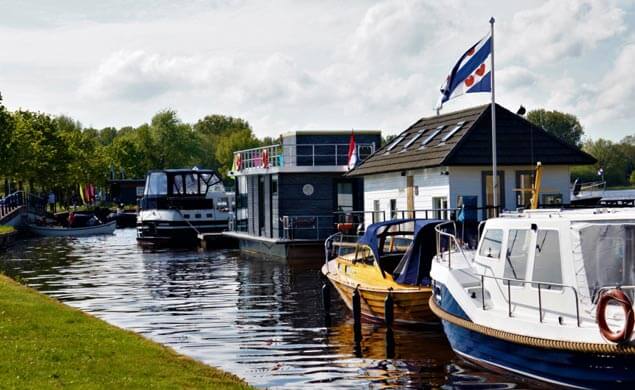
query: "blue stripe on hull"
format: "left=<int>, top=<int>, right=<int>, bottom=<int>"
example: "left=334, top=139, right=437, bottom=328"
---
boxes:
left=436, top=283, right=635, bottom=388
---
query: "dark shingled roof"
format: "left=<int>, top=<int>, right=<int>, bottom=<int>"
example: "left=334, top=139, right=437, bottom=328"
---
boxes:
left=347, top=103, right=596, bottom=176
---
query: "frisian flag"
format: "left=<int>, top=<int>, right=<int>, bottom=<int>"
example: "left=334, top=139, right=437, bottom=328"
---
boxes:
left=436, top=32, right=492, bottom=111
left=347, top=131, right=357, bottom=170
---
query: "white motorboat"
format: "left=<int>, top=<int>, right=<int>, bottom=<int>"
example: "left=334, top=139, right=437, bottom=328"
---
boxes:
left=430, top=208, right=635, bottom=388
left=29, top=220, right=116, bottom=237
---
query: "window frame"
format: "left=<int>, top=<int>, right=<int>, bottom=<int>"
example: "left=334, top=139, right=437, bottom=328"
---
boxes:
left=529, top=229, right=564, bottom=291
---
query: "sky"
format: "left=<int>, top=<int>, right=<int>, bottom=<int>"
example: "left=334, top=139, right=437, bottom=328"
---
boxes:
left=0, top=0, right=634, bottom=141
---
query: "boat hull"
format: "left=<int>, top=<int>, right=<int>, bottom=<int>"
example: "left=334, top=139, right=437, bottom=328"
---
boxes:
left=324, top=267, right=435, bottom=325
left=432, top=287, right=635, bottom=388
left=28, top=221, right=116, bottom=237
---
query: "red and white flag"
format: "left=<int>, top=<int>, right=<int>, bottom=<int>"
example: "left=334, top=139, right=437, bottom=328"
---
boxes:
left=347, top=131, right=357, bottom=170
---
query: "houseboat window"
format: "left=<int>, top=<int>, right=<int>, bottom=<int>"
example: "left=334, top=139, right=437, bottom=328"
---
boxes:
left=172, top=175, right=184, bottom=195
left=503, top=229, right=531, bottom=285
left=144, top=172, right=167, bottom=196
left=441, top=121, right=466, bottom=142
left=390, top=199, right=397, bottom=219
left=478, top=229, right=502, bottom=259
left=385, top=135, right=406, bottom=153
left=185, top=173, right=199, bottom=195
left=337, top=182, right=353, bottom=212
left=579, top=224, right=635, bottom=298
left=271, top=175, right=278, bottom=196
left=531, top=230, right=562, bottom=290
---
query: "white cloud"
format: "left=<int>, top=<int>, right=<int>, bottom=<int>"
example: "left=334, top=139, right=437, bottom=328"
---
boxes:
left=501, top=0, right=626, bottom=65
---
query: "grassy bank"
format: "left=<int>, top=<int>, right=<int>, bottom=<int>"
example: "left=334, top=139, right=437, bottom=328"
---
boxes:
left=0, top=225, right=15, bottom=234
left=0, top=274, right=251, bottom=389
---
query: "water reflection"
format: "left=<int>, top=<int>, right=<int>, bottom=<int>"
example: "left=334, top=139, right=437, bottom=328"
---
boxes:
left=0, top=229, right=534, bottom=388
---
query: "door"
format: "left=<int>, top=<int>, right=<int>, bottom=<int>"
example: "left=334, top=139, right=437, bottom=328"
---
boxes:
left=258, top=175, right=265, bottom=236
left=482, top=171, right=505, bottom=219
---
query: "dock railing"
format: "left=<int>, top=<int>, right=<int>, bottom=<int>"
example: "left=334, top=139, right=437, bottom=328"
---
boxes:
left=280, top=214, right=336, bottom=240
left=233, top=142, right=375, bottom=171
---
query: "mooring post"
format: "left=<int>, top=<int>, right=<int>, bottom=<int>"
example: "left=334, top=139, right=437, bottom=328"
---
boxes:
left=384, top=289, right=394, bottom=327
left=385, top=326, right=395, bottom=359
left=352, top=285, right=362, bottom=344
left=321, top=279, right=331, bottom=327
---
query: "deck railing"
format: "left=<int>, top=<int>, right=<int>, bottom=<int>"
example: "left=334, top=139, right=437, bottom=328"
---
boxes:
left=233, top=142, right=375, bottom=171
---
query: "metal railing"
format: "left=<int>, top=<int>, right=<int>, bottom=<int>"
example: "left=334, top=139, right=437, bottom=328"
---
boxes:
left=0, top=191, right=24, bottom=219
left=233, top=142, right=375, bottom=170
left=477, top=273, right=581, bottom=327
left=280, top=214, right=335, bottom=240
left=434, top=220, right=471, bottom=270
left=392, top=208, right=458, bottom=220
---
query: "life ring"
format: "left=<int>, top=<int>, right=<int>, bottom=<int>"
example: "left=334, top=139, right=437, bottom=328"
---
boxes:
left=596, top=289, right=634, bottom=343
left=262, top=149, right=269, bottom=168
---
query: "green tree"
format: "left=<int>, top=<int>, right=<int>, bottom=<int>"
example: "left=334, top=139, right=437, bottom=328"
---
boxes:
left=193, top=115, right=252, bottom=169
left=527, top=109, right=584, bottom=148
left=150, top=110, right=200, bottom=169
left=571, top=138, right=629, bottom=186
left=215, top=128, right=261, bottom=175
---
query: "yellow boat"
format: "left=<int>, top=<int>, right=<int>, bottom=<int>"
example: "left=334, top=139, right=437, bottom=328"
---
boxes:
left=322, top=219, right=443, bottom=325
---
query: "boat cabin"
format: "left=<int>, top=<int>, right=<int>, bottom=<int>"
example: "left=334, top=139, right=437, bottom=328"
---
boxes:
left=226, top=130, right=381, bottom=260
left=137, top=168, right=233, bottom=243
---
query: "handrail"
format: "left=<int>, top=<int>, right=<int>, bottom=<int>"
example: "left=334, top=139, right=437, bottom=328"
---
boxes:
left=434, top=220, right=470, bottom=269
left=477, top=272, right=581, bottom=327
left=392, top=208, right=458, bottom=220
left=592, top=285, right=635, bottom=304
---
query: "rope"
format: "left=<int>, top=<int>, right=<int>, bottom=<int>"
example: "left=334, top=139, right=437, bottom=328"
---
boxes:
left=176, top=210, right=201, bottom=236
left=428, top=296, right=635, bottom=354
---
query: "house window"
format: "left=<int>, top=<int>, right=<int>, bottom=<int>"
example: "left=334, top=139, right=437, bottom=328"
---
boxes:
left=532, top=230, right=562, bottom=290
left=515, top=170, right=534, bottom=208
left=504, top=229, right=531, bottom=286
left=482, top=171, right=505, bottom=218
left=479, top=229, right=502, bottom=259
left=373, top=199, right=381, bottom=223
left=541, top=193, right=563, bottom=206
left=432, top=196, right=448, bottom=219
left=390, top=199, right=397, bottom=219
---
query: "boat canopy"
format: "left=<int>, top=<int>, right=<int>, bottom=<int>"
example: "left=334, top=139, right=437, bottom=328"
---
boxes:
left=358, top=218, right=442, bottom=286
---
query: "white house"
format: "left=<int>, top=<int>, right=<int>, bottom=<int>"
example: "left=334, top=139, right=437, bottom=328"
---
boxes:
left=347, top=104, right=596, bottom=224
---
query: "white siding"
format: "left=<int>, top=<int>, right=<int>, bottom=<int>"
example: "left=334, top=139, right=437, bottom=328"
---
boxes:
left=449, top=165, right=571, bottom=211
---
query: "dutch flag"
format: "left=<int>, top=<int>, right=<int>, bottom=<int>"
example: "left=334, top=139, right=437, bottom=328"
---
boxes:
left=436, top=32, right=492, bottom=111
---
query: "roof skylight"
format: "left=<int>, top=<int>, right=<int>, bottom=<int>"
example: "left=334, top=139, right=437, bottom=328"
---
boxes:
left=419, top=126, right=444, bottom=148
left=399, top=129, right=426, bottom=152
left=441, top=121, right=466, bottom=142
left=385, top=135, right=406, bottom=153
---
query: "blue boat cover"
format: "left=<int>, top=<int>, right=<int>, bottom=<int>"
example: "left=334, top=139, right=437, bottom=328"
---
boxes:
left=358, top=219, right=442, bottom=286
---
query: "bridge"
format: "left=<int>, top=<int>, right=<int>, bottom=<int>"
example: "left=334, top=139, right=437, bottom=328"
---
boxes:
left=0, top=191, right=47, bottom=227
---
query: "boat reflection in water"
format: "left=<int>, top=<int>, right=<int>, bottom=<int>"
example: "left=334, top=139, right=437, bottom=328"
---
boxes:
left=0, top=229, right=532, bottom=388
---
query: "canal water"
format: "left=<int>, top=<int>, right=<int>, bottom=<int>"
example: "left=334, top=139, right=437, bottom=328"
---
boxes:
left=0, top=229, right=538, bottom=389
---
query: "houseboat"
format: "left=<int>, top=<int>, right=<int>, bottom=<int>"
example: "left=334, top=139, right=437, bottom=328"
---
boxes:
left=347, top=104, right=596, bottom=227
left=137, top=168, right=233, bottom=244
left=430, top=208, right=635, bottom=387
left=322, top=218, right=443, bottom=325
left=224, top=130, right=381, bottom=260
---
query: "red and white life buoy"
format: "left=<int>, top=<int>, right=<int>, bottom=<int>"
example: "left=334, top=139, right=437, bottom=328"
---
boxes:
left=597, top=289, right=634, bottom=343
left=261, top=149, right=269, bottom=168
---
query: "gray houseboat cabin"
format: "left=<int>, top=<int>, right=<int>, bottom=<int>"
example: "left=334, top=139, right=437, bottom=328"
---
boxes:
left=347, top=103, right=596, bottom=226
left=225, top=130, right=381, bottom=260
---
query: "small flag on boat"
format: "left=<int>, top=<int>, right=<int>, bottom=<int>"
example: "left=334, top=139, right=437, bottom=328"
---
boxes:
left=347, top=131, right=358, bottom=170
left=436, top=32, right=492, bottom=111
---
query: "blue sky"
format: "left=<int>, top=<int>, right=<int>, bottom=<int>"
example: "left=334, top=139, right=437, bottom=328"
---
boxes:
left=0, top=0, right=633, bottom=141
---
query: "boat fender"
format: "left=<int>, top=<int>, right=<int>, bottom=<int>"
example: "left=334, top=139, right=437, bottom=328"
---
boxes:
left=597, top=289, right=634, bottom=344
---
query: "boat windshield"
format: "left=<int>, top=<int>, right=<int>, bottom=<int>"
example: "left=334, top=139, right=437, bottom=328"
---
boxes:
left=144, top=172, right=167, bottom=196
left=578, top=223, right=635, bottom=297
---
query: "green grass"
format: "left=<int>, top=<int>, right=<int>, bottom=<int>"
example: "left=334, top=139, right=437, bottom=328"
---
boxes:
left=607, top=185, right=635, bottom=191
left=0, top=275, right=252, bottom=389
left=0, top=225, right=15, bottom=234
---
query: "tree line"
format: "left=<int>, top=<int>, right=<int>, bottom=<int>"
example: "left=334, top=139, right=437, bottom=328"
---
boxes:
left=0, top=94, right=271, bottom=199
left=2, top=92, right=635, bottom=201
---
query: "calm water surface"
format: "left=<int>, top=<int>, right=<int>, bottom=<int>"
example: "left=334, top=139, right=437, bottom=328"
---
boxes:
left=0, top=229, right=537, bottom=389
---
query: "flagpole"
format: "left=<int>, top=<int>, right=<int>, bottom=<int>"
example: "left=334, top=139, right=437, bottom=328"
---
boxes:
left=489, top=17, right=498, bottom=215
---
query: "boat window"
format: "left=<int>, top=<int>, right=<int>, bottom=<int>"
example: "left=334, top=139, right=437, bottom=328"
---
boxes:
left=185, top=174, right=199, bottom=195
left=172, top=175, right=184, bottom=195
left=503, top=229, right=531, bottom=286
left=478, top=229, right=502, bottom=259
left=144, top=172, right=167, bottom=196
left=531, top=230, right=562, bottom=290
left=216, top=198, right=229, bottom=213
left=579, top=224, right=635, bottom=299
